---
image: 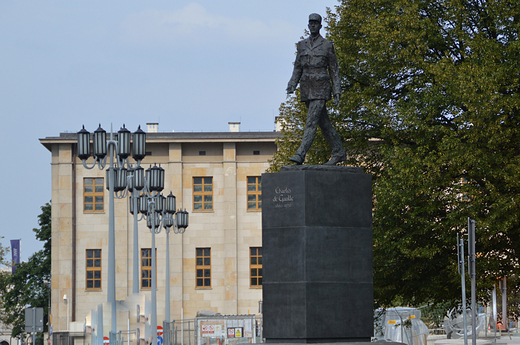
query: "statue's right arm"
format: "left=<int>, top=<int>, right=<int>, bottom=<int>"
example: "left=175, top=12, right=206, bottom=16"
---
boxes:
left=287, top=43, right=303, bottom=94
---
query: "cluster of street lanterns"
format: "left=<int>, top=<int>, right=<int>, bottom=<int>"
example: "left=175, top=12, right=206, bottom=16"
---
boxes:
left=77, top=124, right=188, bottom=345
left=78, top=124, right=146, bottom=169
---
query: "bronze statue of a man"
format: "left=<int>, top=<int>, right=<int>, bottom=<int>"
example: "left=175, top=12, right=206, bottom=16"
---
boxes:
left=286, top=13, right=346, bottom=165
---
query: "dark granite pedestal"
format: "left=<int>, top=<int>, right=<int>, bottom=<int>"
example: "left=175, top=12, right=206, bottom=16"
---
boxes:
left=262, top=166, right=373, bottom=343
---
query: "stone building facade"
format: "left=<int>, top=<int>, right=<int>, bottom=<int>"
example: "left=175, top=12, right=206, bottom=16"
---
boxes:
left=40, top=125, right=279, bottom=341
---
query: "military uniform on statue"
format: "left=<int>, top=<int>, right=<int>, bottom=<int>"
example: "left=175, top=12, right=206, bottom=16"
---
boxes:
left=286, top=13, right=347, bottom=166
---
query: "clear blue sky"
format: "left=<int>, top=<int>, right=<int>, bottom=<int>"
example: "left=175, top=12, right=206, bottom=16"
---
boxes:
left=0, top=1, right=339, bottom=261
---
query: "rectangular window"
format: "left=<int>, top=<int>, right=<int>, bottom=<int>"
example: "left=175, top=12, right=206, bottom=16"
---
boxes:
left=84, top=178, right=104, bottom=212
left=196, top=248, right=211, bottom=288
left=193, top=177, right=213, bottom=211
left=247, top=176, right=262, bottom=210
left=86, top=249, right=102, bottom=290
left=250, top=247, right=262, bottom=287
left=141, top=248, right=156, bottom=289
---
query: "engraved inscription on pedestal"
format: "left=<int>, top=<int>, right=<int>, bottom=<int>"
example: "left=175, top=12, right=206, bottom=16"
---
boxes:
left=272, top=187, right=294, bottom=209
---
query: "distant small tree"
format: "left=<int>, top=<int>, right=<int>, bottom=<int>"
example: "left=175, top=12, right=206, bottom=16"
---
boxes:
left=0, top=202, right=51, bottom=342
left=0, top=237, right=8, bottom=266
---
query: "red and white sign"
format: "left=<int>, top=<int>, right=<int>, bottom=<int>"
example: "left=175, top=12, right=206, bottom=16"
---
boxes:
left=227, top=328, right=235, bottom=338
left=201, top=325, right=215, bottom=335
left=157, top=326, right=163, bottom=336
left=103, top=336, right=109, bottom=345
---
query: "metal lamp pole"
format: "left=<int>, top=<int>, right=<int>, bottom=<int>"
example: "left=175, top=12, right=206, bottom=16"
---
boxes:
left=163, top=207, right=189, bottom=345
left=458, top=233, right=468, bottom=345
left=164, top=198, right=189, bottom=322
left=77, top=124, right=146, bottom=345
left=140, top=167, right=189, bottom=345
left=468, top=218, right=476, bottom=345
left=145, top=165, right=166, bottom=345
left=164, top=193, right=175, bottom=323
left=129, top=166, right=146, bottom=294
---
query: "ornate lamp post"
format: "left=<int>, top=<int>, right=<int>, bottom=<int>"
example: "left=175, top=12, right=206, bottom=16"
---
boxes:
left=164, top=204, right=188, bottom=345
left=78, top=125, right=188, bottom=345
left=165, top=199, right=189, bottom=322
left=77, top=124, right=146, bottom=345
left=128, top=165, right=146, bottom=294
left=138, top=166, right=189, bottom=345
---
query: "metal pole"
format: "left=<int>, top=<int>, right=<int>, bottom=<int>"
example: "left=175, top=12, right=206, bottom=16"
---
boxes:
left=460, top=236, right=468, bottom=345
left=98, top=304, right=104, bottom=345
left=108, top=137, right=117, bottom=345
left=397, top=310, right=403, bottom=343
left=492, top=284, right=497, bottom=341
left=152, top=207, right=157, bottom=345
left=502, top=277, right=507, bottom=331
left=133, top=193, right=140, bottom=294
left=253, top=317, right=256, bottom=343
left=32, top=308, right=36, bottom=345
left=468, top=218, right=476, bottom=345
left=165, top=230, right=171, bottom=322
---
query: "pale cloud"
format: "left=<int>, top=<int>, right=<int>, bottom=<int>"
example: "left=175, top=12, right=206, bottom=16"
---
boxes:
left=121, top=2, right=297, bottom=45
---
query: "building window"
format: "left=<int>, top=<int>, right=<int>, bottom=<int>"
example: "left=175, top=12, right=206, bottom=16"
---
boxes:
left=84, top=178, right=104, bottom=212
left=141, top=248, right=156, bottom=289
left=196, top=248, right=211, bottom=288
left=193, top=177, right=213, bottom=211
left=250, top=247, right=262, bottom=287
left=247, top=177, right=262, bottom=210
left=86, top=249, right=102, bottom=290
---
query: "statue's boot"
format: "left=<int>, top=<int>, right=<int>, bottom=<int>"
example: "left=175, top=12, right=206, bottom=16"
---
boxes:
left=289, top=154, right=304, bottom=165
left=324, top=151, right=347, bottom=165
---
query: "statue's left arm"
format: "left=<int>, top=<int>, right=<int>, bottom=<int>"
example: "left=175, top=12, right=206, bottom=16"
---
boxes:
left=328, top=43, right=341, bottom=105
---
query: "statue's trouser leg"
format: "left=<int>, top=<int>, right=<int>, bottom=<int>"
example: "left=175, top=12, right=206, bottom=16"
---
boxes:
left=294, top=100, right=324, bottom=160
left=318, top=105, right=346, bottom=156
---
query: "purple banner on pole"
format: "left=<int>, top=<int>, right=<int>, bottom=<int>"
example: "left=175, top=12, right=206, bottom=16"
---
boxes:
left=10, top=239, right=20, bottom=274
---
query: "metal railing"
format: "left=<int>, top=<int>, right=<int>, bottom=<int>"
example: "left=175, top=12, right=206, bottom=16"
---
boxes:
left=51, top=332, right=71, bottom=345
left=163, top=319, right=195, bottom=345
left=114, top=329, right=138, bottom=345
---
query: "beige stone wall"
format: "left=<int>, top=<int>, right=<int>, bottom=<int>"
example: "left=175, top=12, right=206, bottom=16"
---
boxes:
left=49, top=137, right=274, bottom=335
left=51, top=143, right=73, bottom=332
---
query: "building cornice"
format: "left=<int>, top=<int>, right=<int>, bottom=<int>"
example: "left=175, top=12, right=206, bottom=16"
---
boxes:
left=40, top=131, right=281, bottom=152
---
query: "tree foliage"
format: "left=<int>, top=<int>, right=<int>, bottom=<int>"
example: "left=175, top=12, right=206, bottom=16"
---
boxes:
left=271, top=0, right=520, bottom=306
left=0, top=202, right=51, bottom=339
left=0, top=238, right=8, bottom=266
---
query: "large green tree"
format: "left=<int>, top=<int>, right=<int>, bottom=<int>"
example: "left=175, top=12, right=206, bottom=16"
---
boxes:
left=0, top=202, right=51, bottom=340
left=270, top=0, right=520, bottom=306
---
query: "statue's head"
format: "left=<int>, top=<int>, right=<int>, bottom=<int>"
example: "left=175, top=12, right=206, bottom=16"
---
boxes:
left=308, top=13, right=322, bottom=35
left=309, top=13, right=322, bottom=24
